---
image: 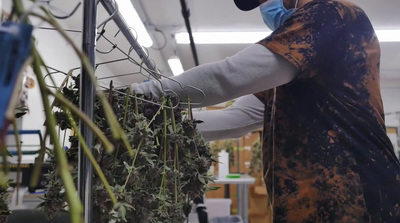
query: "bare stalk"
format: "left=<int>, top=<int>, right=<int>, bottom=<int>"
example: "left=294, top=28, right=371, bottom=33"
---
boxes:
left=11, top=120, right=21, bottom=205
left=169, top=100, right=179, bottom=203
left=32, top=44, right=83, bottom=223
left=65, top=108, right=118, bottom=204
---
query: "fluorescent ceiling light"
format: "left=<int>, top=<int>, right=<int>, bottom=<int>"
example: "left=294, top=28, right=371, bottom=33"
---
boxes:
left=168, top=57, right=184, bottom=76
left=375, top=30, right=400, bottom=42
left=175, top=30, right=400, bottom=44
left=175, top=32, right=272, bottom=44
left=115, top=0, right=153, bottom=47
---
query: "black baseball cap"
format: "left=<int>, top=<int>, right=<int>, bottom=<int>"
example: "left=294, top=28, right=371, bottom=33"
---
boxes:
left=234, top=0, right=261, bottom=11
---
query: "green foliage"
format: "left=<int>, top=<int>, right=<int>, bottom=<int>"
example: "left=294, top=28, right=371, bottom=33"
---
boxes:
left=249, top=139, right=262, bottom=176
left=40, top=76, right=213, bottom=222
left=0, top=172, right=11, bottom=223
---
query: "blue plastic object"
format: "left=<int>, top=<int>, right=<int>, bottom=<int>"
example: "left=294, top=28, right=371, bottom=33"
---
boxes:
left=6, top=130, right=41, bottom=136
left=0, top=22, right=33, bottom=132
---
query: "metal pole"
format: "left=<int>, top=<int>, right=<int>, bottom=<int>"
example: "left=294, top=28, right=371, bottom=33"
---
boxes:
left=79, top=0, right=97, bottom=222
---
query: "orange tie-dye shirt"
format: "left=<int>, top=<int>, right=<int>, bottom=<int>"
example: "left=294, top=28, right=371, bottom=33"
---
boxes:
left=254, top=0, right=400, bottom=222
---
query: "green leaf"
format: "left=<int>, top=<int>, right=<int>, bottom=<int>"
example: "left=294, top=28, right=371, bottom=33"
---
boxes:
left=197, top=174, right=206, bottom=185
left=94, top=143, right=102, bottom=154
left=123, top=161, right=130, bottom=171
left=145, top=156, right=155, bottom=168
left=118, top=205, right=126, bottom=220
left=113, top=202, right=121, bottom=210
left=205, top=186, right=221, bottom=192
left=168, top=125, right=174, bottom=133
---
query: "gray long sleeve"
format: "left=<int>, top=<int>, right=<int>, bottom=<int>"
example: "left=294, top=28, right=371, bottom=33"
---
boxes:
left=131, top=43, right=297, bottom=141
left=193, top=94, right=264, bottom=141
left=131, top=43, right=297, bottom=108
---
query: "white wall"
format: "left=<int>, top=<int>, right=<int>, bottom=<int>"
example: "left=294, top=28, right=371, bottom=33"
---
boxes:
left=381, top=87, right=400, bottom=157
left=382, top=88, right=400, bottom=128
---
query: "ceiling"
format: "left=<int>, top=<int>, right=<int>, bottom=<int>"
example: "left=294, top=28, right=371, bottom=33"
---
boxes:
left=18, top=0, right=400, bottom=88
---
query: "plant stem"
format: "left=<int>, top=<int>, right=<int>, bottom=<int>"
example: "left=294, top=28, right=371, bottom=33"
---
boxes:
left=30, top=131, right=46, bottom=189
left=146, top=106, right=163, bottom=129
left=158, top=97, right=167, bottom=198
left=49, top=69, right=74, bottom=109
left=169, top=100, right=179, bottom=203
left=123, top=137, right=143, bottom=188
left=11, top=119, right=21, bottom=205
left=100, top=95, right=134, bottom=156
left=162, top=97, right=167, bottom=197
left=123, top=87, right=131, bottom=125
left=113, top=88, right=132, bottom=170
left=32, top=44, right=83, bottom=223
left=12, top=1, right=82, bottom=221
left=0, top=144, right=9, bottom=174
left=46, top=90, right=114, bottom=153
left=65, top=109, right=117, bottom=204
left=187, top=96, right=192, bottom=120
left=134, top=90, right=138, bottom=117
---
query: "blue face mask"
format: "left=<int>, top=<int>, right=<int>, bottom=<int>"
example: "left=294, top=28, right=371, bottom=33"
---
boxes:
left=260, top=0, right=299, bottom=31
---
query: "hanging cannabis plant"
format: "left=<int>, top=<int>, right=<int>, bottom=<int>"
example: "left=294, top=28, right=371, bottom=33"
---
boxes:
left=40, top=76, right=213, bottom=222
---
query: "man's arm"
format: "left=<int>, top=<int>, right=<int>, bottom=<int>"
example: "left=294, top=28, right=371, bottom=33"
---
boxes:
left=193, top=94, right=264, bottom=142
left=131, top=44, right=296, bottom=107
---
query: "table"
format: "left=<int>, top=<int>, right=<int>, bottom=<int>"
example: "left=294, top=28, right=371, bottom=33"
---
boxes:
left=213, top=174, right=255, bottom=223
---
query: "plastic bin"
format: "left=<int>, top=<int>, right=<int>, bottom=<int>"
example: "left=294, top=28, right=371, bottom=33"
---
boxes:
left=187, top=198, right=232, bottom=223
left=205, top=198, right=232, bottom=219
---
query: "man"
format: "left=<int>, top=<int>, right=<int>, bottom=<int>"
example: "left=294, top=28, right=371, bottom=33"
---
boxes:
left=132, top=0, right=400, bottom=221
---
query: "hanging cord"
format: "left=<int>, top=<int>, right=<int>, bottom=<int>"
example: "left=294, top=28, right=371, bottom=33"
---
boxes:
left=179, top=0, right=199, bottom=66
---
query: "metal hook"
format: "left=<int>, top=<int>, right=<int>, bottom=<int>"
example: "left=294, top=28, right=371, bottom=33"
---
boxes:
left=68, top=58, right=131, bottom=73
left=132, top=60, right=206, bottom=106
left=98, top=71, right=142, bottom=80
left=96, top=44, right=117, bottom=54
left=127, top=46, right=159, bottom=80
left=44, top=66, right=73, bottom=89
left=90, top=34, right=206, bottom=107
left=47, top=1, right=82, bottom=20
left=96, top=0, right=118, bottom=29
